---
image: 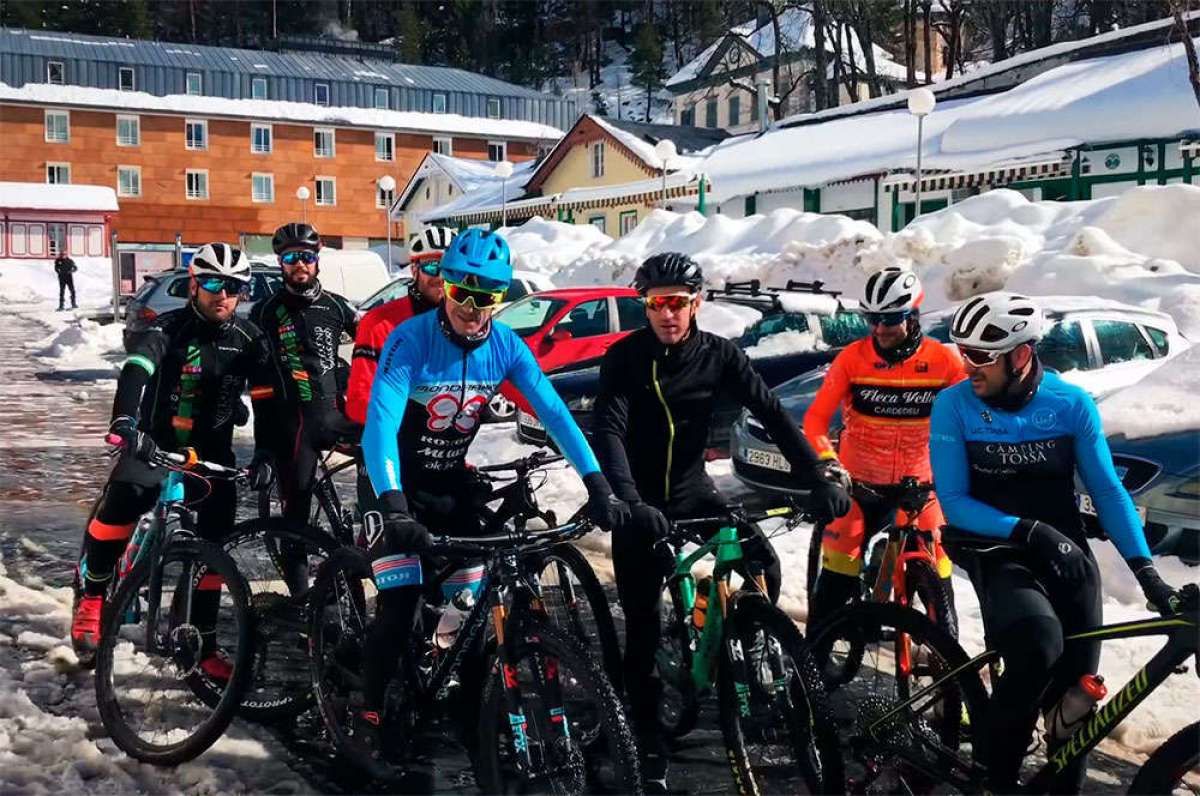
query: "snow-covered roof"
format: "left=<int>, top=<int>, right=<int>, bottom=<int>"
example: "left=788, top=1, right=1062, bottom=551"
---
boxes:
left=410, top=158, right=540, bottom=221
left=0, top=182, right=119, bottom=212
left=701, top=37, right=1200, bottom=203
left=0, top=81, right=565, bottom=141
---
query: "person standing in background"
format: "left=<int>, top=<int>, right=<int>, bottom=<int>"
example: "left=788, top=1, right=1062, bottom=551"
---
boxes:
left=55, top=251, right=77, bottom=310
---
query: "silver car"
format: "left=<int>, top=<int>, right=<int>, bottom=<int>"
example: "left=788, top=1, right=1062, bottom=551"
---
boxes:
left=124, top=266, right=283, bottom=335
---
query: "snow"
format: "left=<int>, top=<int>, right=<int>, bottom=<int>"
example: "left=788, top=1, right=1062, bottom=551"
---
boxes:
left=701, top=36, right=1200, bottom=204
left=0, top=81, right=564, bottom=142
left=0, top=257, right=114, bottom=309
left=0, top=183, right=118, bottom=212
left=551, top=41, right=674, bottom=124
left=696, top=300, right=762, bottom=339
left=412, top=156, right=538, bottom=223
left=1099, top=345, right=1200, bottom=439
left=591, top=115, right=671, bottom=169
left=497, top=218, right=612, bottom=277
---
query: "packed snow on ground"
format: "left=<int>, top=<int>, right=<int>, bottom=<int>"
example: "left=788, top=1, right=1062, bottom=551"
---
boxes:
left=1100, top=344, right=1200, bottom=439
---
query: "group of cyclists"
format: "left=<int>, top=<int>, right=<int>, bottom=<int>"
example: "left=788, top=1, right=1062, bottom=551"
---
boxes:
left=71, top=217, right=1184, bottom=794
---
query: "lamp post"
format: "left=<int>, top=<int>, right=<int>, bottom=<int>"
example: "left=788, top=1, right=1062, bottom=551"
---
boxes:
left=654, top=138, right=677, bottom=207
left=906, top=87, right=936, bottom=222
left=494, top=160, right=514, bottom=228
left=295, top=185, right=310, bottom=224
left=377, top=175, right=397, bottom=274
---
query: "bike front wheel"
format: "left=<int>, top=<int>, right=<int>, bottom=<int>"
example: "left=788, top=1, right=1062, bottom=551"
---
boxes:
left=94, top=539, right=251, bottom=766
left=718, top=592, right=844, bottom=795
left=655, top=576, right=699, bottom=739
left=476, top=620, right=642, bottom=795
left=1129, top=721, right=1200, bottom=795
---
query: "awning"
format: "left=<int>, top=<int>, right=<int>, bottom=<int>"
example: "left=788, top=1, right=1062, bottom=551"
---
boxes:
left=883, top=155, right=1073, bottom=193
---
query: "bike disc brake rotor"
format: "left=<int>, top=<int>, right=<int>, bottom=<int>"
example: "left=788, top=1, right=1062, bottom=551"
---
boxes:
left=168, top=623, right=204, bottom=679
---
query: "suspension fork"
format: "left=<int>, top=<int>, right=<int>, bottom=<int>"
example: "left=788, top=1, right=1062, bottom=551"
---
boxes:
left=490, top=586, right=539, bottom=777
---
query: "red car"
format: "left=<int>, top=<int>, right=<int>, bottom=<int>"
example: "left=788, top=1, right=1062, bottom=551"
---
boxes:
left=489, top=286, right=646, bottom=419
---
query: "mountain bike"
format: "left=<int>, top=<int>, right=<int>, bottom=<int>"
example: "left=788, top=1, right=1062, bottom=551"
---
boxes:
left=307, top=452, right=639, bottom=793
left=92, top=447, right=253, bottom=765
left=807, top=476, right=958, bottom=688
left=809, top=528, right=1200, bottom=794
left=652, top=501, right=844, bottom=795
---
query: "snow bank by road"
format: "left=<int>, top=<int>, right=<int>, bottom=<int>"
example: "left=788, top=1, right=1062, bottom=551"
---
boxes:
left=1100, top=344, right=1200, bottom=439
left=498, top=218, right=612, bottom=278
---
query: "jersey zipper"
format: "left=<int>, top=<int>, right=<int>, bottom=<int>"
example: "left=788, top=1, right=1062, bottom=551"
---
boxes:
left=651, top=358, right=675, bottom=501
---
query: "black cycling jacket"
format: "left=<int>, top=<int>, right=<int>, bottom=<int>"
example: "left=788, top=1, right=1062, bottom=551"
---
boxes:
left=250, top=281, right=358, bottom=438
left=593, top=325, right=823, bottom=506
left=116, top=304, right=281, bottom=458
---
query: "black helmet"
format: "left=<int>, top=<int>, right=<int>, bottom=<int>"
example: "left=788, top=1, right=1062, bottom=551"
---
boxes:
left=272, top=222, right=320, bottom=255
left=633, top=252, right=704, bottom=296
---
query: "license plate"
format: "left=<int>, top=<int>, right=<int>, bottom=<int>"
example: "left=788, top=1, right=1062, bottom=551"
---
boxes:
left=741, top=447, right=791, bottom=473
left=1077, top=493, right=1147, bottom=524
left=518, top=410, right=544, bottom=431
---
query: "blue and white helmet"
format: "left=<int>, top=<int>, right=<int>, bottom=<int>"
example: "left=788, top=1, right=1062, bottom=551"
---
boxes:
left=440, top=228, right=513, bottom=291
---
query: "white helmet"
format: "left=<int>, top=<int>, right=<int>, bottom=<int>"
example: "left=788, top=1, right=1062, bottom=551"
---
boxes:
left=949, top=291, right=1044, bottom=351
left=408, top=226, right=456, bottom=262
left=862, top=266, right=924, bottom=313
left=190, top=243, right=251, bottom=283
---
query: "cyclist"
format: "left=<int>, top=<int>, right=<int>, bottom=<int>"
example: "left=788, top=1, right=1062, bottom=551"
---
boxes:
left=358, top=228, right=629, bottom=759
left=592, top=252, right=851, bottom=792
left=344, top=226, right=456, bottom=425
left=250, top=222, right=359, bottom=533
left=804, top=265, right=964, bottom=628
left=72, top=243, right=279, bottom=668
left=930, top=291, right=1180, bottom=793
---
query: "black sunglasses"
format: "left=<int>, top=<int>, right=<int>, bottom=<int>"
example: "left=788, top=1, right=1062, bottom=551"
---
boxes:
left=280, top=250, right=318, bottom=266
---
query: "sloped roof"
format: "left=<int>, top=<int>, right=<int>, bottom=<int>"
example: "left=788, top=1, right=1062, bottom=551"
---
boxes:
left=395, top=153, right=537, bottom=216
left=597, top=116, right=730, bottom=156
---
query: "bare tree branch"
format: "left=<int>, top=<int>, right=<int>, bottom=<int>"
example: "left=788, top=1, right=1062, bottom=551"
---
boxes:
left=1171, top=0, right=1200, bottom=111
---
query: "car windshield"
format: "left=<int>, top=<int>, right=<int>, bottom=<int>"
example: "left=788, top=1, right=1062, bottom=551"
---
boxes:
left=359, top=277, right=412, bottom=312
left=819, top=311, right=871, bottom=347
left=496, top=296, right=566, bottom=337
left=736, top=312, right=810, bottom=347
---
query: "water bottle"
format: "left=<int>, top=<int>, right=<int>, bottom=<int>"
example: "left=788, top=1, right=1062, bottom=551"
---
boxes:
left=434, top=588, right=476, bottom=650
left=1045, top=674, right=1107, bottom=741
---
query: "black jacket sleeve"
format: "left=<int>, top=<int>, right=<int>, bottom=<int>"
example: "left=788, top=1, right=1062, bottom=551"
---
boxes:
left=591, top=342, right=643, bottom=504
left=240, top=320, right=286, bottom=455
left=112, top=325, right=169, bottom=423
left=722, top=340, right=822, bottom=486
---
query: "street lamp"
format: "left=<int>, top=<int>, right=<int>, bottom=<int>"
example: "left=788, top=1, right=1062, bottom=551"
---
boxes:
left=495, top=160, right=514, bottom=228
left=295, top=185, right=310, bottom=224
left=654, top=138, right=677, bottom=207
left=377, top=175, right=397, bottom=274
left=907, top=87, right=936, bottom=222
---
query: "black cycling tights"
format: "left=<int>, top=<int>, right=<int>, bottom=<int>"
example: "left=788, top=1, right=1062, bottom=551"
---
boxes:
left=967, top=552, right=1102, bottom=793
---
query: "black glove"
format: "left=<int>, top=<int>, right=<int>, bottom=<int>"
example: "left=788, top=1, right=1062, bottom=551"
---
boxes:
left=1015, top=519, right=1089, bottom=584
left=629, top=501, right=671, bottom=541
left=807, top=473, right=852, bottom=524
left=582, top=472, right=631, bottom=531
left=246, top=452, right=275, bottom=491
left=1129, top=558, right=1180, bottom=615
left=814, top=456, right=853, bottom=491
left=364, top=490, right=432, bottom=554
left=107, top=415, right=157, bottom=463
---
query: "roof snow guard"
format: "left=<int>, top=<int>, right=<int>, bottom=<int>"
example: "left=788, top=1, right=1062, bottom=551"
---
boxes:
left=883, top=155, right=1074, bottom=193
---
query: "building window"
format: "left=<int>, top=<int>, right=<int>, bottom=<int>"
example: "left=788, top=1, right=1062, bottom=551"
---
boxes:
left=591, top=141, right=605, bottom=178
left=487, top=141, right=506, bottom=162
left=186, top=72, right=202, bottom=96
left=432, top=92, right=447, bottom=113
left=185, top=119, right=207, bottom=150
left=377, top=185, right=394, bottom=210
left=116, top=114, right=140, bottom=146
left=47, top=61, right=64, bottom=84
left=588, top=215, right=607, bottom=233
left=433, top=137, right=452, bottom=156
left=315, top=177, right=336, bottom=206
left=117, top=166, right=141, bottom=197
left=487, top=97, right=501, bottom=119
left=375, top=132, right=395, bottom=161
left=314, top=83, right=330, bottom=106
left=46, top=163, right=70, bottom=184
left=252, top=173, right=274, bottom=203
left=45, top=110, right=69, bottom=143
left=680, top=103, right=695, bottom=126
left=314, top=128, right=335, bottom=158
left=374, top=87, right=389, bottom=109
left=251, top=77, right=268, bottom=99
left=186, top=170, right=209, bottom=200
left=728, top=95, right=741, bottom=127
left=705, top=98, right=718, bottom=128
left=119, top=67, right=135, bottom=91
left=251, top=123, right=272, bottom=153
left=619, top=210, right=638, bottom=236
left=48, top=223, right=67, bottom=256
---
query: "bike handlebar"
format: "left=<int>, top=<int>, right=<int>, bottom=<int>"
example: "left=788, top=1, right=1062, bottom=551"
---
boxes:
left=426, top=520, right=589, bottom=557
left=474, top=450, right=565, bottom=475
left=106, top=434, right=247, bottom=479
left=669, top=501, right=808, bottom=538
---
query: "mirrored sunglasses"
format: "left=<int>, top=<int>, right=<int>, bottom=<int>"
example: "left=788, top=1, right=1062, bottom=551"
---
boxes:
left=280, top=250, right=318, bottom=266
left=444, top=279, right=506, bottom=309
left=197, top=276, right=249, bottom=296
left=865, top=310, right=911, bottom=327
left=958, top=345, right=1005, bottom=367
left=644, top=294, right=695, bottom=313
left=414, top=258, right=442, bottom=277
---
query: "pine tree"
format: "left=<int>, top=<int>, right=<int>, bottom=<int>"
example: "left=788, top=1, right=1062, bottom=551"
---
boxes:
left=630, top=21, right=665, bottom=121
left=395, top=1, right=425, bottom=62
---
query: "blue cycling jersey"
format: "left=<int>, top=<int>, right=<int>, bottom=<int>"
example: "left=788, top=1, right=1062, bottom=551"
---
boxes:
left=363, top=309, right=600, bottom=495
left=929, top=370, right=1150, bottom=560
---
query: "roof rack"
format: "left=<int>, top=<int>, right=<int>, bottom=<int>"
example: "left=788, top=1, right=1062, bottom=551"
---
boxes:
left=706, top=278, right=843, bottom=302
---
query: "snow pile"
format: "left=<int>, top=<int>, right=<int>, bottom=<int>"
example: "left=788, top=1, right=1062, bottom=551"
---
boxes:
left=744, top=330, right=824, bottom=358
left=0, top=257, right=114, bottom=309
left=696, top=300, right=762, bottom=338
left=29, top=319, right=124, bottom=369
left=499, top=218, right=613, bottom=277
left=1099, top=344, right=1200, bottom=439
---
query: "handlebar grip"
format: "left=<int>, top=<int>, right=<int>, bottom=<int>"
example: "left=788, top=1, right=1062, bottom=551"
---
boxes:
left=105, top=432, right=126, bottom=447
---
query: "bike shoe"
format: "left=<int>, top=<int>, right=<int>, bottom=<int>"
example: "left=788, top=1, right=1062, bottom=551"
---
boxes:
left=351, top=708, right=386, bottom=763
left=71, top=595, right=104, bottom=668
left=638, top=734, right=670, bottom=794
left=199, top=650, right=235, bottom=683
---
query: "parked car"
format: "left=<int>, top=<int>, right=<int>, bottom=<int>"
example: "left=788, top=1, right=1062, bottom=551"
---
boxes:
left=730, top=295, right=1190, bottom=497
left=358, top=269, right=553, bottom=316
left=514, top=280, right=870, bottom=447
left=123, top=265, right=282, bottom=344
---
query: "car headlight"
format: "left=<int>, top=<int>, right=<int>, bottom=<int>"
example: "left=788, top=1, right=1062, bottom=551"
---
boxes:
left=1168, top=477, right=1200, bottom=500
left=567, top=395, right=595, bottom=412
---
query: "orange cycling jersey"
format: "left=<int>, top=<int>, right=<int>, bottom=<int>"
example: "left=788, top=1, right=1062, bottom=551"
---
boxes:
left=804, top=336, right=965, bottom=484
left=345, top=296, right=421, bottom=425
